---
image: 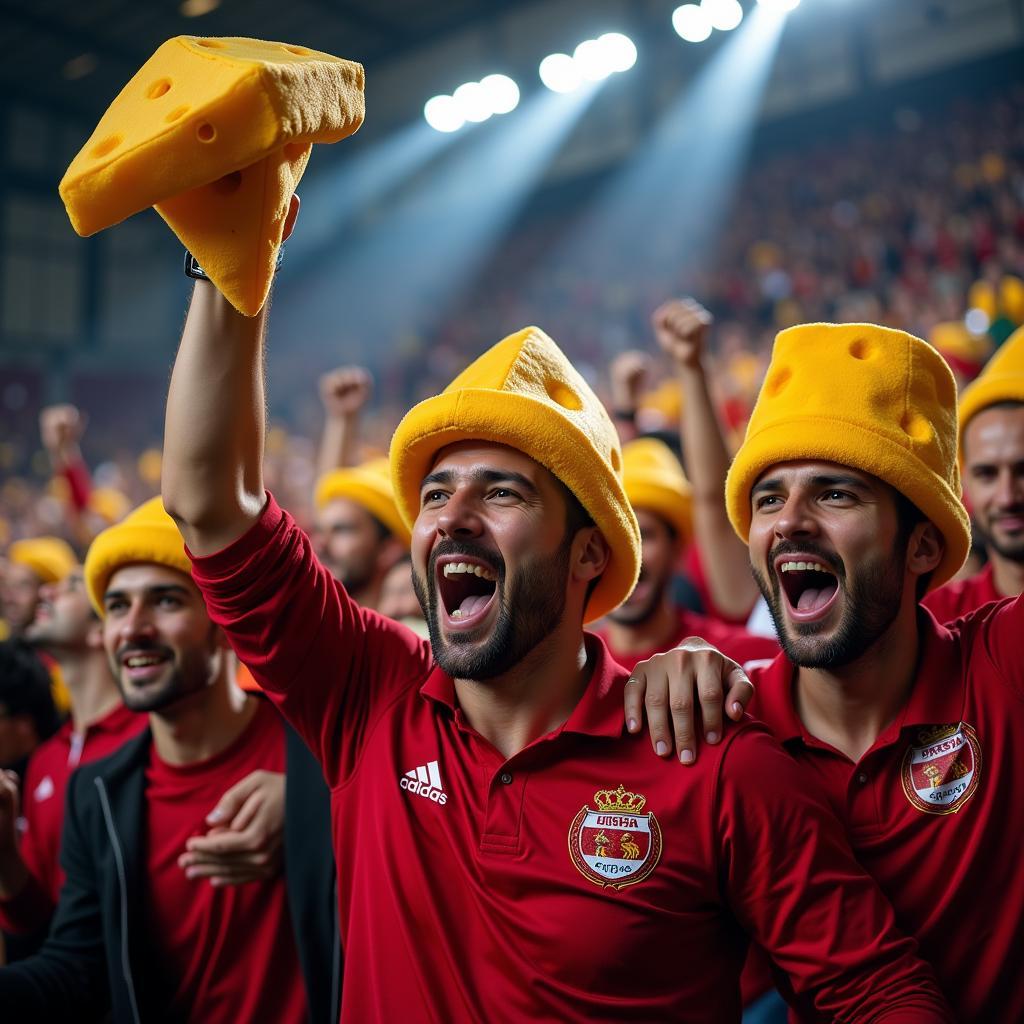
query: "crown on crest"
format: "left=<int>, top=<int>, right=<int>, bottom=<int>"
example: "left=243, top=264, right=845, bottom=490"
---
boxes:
left=594, top=784, right=646, bottom=814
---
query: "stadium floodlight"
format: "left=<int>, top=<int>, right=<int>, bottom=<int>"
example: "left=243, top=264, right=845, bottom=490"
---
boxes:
left=597, top=33, right=638, bottom=73
left=452, top=81, right=493, bottom=123
left=423, top=95, right=464, bottom=133
left=756, top=0, right=801, bottom=10
left=702, top=0, right=744, bottom=31
left=573, top=38, right=613, bottom=81
left=539, top=53, right=582, bottom=93
left=479, top=74, right=521, bottom=115
left=672, top=4, right=713, bottom=43
left=965, top=308, right=991, bottom=336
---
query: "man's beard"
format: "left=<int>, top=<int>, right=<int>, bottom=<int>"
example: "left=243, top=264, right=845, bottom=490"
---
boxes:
left=752, top=542, right=906, bottom=669
left=606, top=567, right=669, bottom=626
left=976, top=515, right=1024, bottom=564
left=413, top=536, right=572, bottom=681
left=111, top=642, right=213, bottom=713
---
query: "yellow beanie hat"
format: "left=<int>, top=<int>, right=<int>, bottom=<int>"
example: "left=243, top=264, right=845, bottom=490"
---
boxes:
left=725, top=322, right=970, bottom=590
left=8, top=537, right=77, bottom=584
left=315, top=457, right=411, bottom=547
left=84, top=497, right=192, bottom=615
left=622, top=439, right=692, bottom=543
left=390, top=326, right=640, bottom=623
left=958, top=325, right=1024, bottom=439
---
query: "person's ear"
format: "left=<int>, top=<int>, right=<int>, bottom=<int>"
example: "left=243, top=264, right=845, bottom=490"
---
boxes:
left=573, top=527, right=611, bottom=585
left=906, top=521, right=944, bottom=580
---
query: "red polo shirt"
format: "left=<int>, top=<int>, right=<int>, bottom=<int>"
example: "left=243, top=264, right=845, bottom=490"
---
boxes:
left=746, top=599, right=1024, bottom=1022
left=921, top=562, right=1003, bottom=622
left=190, top=495, right=951, bottom=1024
left=0, top=701, right=145, bottom=934
left=597, top=608, right=779, bottom=672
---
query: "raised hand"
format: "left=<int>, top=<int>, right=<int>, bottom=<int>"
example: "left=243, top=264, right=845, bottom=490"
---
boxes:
left=651, top=298, right=713, bottom=370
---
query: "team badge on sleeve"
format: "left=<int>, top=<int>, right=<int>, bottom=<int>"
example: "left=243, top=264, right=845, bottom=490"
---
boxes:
left=568, top=783, right=662, bottom=890
left=900, top=722, right=981, bottom=815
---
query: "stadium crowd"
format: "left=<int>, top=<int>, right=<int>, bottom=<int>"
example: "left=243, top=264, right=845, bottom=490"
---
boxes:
left=0, top=51, right=1022, bottom=1024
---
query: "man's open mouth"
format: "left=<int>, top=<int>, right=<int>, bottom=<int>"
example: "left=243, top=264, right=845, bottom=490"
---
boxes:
left=436, top=557, right=499, bottom=630
left=776, top=557, right=840, bottom=621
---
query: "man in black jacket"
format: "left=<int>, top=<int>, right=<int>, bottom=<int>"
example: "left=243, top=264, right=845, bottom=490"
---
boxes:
left=0, top=498, right=338, bottom=1022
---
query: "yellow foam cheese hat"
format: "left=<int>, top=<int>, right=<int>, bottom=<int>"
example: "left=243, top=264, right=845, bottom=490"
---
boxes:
left=725, top=323, right=970, bottom=590
left=8, top=537, right=77, bottom=585
left=958, top=324, right=1024, bottom=441
left=84, top=497, right=192, bottom=616
left=315, top=457, right=411, bottom=547
left=60, top=36, right=364, bottom=316
left=390, top=326, right=640, bottom=623
left=622, top=438, right=692, bottom=544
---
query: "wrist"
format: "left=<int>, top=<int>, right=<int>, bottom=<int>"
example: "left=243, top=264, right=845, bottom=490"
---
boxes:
left=0, top=848, right=28, bottom=900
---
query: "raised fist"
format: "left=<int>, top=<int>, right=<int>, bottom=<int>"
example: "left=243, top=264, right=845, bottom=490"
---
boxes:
left=319, top=367, right=373, bottom=419
left=39, top=404, right=85, bottom=453
left=609, top=350, right=651, bottom=412
left=651, top=298, right=713, bottom=370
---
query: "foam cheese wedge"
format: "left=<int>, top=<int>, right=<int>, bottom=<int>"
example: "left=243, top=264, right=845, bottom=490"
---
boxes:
left=59, top=36, right=364, bottom=314
left=156, top=144, right=311, bottom=316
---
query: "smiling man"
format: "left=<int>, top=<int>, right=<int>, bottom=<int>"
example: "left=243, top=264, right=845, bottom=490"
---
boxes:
left=160, top=203, right=952, bottom=1022
left=628, top=322, right=1024, bottom=1021
left=924, top=324, right=1024, bottom=620
left=0, top=499, right=339, bottom=1022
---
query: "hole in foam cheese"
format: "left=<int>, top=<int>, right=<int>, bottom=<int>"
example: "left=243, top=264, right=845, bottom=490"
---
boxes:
left=59, top=35, right=364, bottom=315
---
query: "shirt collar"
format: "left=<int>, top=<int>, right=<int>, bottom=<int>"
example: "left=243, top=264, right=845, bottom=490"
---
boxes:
left=752, top=610, right=967, bottom=747
left=897, top=607, right=967, bottom=728
left=419, top=632, right=626, bottom=741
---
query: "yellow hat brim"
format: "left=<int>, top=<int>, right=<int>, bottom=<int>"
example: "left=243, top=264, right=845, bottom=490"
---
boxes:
left=84, top=522, right=191, bottom=615
left=391, top=389, right=639, bottom=623
left=725, top=416, right=970, bottom=590
left=625, top=481, right=692, bottom=544
left=314, top=474, right=411, bottom=547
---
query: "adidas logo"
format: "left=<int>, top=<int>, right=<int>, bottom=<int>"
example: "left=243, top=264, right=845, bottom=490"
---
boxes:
left=399, top=759, right=448, bottom=806
left=33, top=775, right=54, bottom=803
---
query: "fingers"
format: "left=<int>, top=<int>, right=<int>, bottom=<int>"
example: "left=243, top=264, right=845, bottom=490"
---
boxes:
left=624, top=673, right=645, bottom=734
left=724, top=666, right=755, bottom=721
left=205, top=772, right=261, bottom=827
left=0, top=771, right=20, bottom=816
left=186, top=829, right=261, bottom=857
left=282, top=192, right=300, bottom=241
left=180, top=852, right=282, bottom=886
left=641, top=667, right=676, bottom=760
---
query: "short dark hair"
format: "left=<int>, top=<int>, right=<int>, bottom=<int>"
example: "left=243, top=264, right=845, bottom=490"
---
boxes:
left=0, top=641, right=61, bottom=743
left=556, top=480, right=602, bottom=605
left=893, top=492, right=934, bottom=601
left=368, top=513, right=393, bottom=544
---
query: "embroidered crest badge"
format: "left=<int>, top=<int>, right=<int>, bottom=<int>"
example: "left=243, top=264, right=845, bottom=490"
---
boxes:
left=568, top=783, right=662, bottom=890
left=900, top=722, right=981, bottom=815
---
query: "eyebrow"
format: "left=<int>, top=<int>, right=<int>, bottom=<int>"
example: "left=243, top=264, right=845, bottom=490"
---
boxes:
left=752, top=473, right=870, bottom=495
left=103, top=583, right=193, bottom=604
left=420, top=468, right=539, bottom=494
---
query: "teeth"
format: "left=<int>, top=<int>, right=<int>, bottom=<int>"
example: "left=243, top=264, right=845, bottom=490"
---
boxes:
left=442, top=562, right=496, bottom=581
left=451, top=609, right=462, bottom=619
left=779, top=561, right=829, bottom=573
left=126, top=655, right=162, bottom=668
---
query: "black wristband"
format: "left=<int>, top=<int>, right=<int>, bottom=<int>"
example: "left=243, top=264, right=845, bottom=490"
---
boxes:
left=184, top=245, right=285, bottom=281
left=612, top=407, right=636, bottom=423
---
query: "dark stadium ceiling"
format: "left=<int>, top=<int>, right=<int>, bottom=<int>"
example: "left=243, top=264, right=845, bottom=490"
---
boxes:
left=0, top=0, right=540, bottom=120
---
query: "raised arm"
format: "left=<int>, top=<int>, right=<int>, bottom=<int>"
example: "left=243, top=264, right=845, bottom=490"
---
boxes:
left=162, top=197, right=299, bottom=557
left=315, top=365, right=373, bottom=480
left=652, top=299, right=759, bottom=619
